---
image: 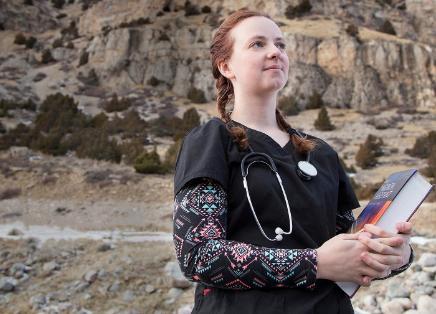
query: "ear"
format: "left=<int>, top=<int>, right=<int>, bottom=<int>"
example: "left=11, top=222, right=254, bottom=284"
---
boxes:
left=218, top=60, right=235, bottom=80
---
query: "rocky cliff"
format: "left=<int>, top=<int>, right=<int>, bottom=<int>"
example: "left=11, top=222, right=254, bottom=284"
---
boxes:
left=0, top=0, right=434, bottom=113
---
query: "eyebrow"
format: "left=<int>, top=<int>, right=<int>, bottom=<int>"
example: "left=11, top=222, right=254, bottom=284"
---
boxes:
left=246, top=35, right=285, bottom=43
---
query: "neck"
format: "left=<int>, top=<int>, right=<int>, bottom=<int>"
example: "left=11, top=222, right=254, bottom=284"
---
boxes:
left=230, top=89, right=279, bottom=130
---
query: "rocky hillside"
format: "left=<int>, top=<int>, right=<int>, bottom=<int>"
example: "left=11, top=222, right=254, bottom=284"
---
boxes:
left=0, top=0, right=434, bottom=116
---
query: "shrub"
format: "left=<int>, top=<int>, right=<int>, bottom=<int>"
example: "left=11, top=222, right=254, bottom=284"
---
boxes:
left=0, top=99, right=36, bottom=116
left=119, top=17, right=150, bottom=28
left=106, top=110, right=147, bottom=138
left=355, top=134, right=384, bottom=169
left=201, top=6, right=211, bottom=13
left=426, top=146, right=436, bottom=179
left=78, top=50, right=89, bottom=66
left=52, top=38, right=63, bottom=48
left=66, top=41, right=74, bottom=49
left=379, top=20, right=396, bottom=35
left=278, top=95, right=300, bottom=116
left=33, top=93, right=87, bottom=135
left=0, top=121, right=5, bottom=134
left=14, top=33, right=26, bottom=45
left=314, top=107, right=335, bottom=131
left=74, top=128, right=122, bottom=163
left=405, top=131, right=436, bottom=159
left=158, top=33, right=170, bottom=41
left=184, top=1, right=200, bottom=16
left=25, top=36, right=37, bottom=49
left=56, top=13, right=67, bottom=19
left=32, top=131, right=67, bottom=155
left=51, top=0, right=65, bottom=9
left=0, top=123, right=34, bottom=150
left=41, top=49, right=55, bottom=64
left=346, top=23, right=359, bottom=37
left=102, top=94, right=132, bottom=112
left=61, top=21, right=79, bottom=40
left=147, top=76, right=161, bottom=87
left=163, top=138, right=183, bottom=171
left=134, top=147, right=167, bottom=174
left=0, top=23, right=4, bottom=31
left=77, top=68, right=99, bottom=86
left=163, top=3, right=171, bottom=12
left=120, top=138, right=146, bottom=165
left=306, top=91, right=323, bottom=110
left=173, top=107, right=200, bottom=140
left=148, top=114, right=182, bottom=138
left=0, top=188, right=21, bottom=200
left=89, top=112, right=108, bottom=128
left=187, top=87, right=207, bottom=103
left=285, top=0, right=312, bottom=19
left=24, top=0, right=34, bottom=5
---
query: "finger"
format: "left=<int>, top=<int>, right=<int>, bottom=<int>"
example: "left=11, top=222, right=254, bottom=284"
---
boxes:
left=376, top=236, right=404, bottom=248
left=360, top=252, right=391, bottom=272
left=357, top=232, right=373, bottom=241
left=358, top=236, right=397, bottom=255
left=362, top=252, right=403, bottom=269
left=396, top=222, right=413, bottom=234
left=340, top=232, right=361, bottom=240
left=363, top=224, right=395, bottom=238
left=361, top=266, right=385, bottom=280
left=360, top=276, right=371, bottom=287
left=361, top=276, right=372, bottom=286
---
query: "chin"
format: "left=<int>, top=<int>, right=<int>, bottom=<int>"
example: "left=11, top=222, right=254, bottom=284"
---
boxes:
left=265, top=81, right=286, bottom=92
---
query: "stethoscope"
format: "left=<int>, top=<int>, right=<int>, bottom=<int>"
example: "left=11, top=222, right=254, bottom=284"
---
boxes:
left=240, top=127, right=318, bottom=242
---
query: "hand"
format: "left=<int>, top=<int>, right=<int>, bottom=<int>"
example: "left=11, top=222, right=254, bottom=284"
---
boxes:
left=316, top=232, right=391, bottom=286
left=358, top=222, right=412, bottom=283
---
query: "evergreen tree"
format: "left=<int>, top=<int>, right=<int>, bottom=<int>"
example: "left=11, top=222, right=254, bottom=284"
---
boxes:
left=355, top=134, right=384, bottom=169
left=314, top=106, right=335, bottom=131
left=134, top=147, right=167, bottom=174
left=174, top=107, right=201, bottom=140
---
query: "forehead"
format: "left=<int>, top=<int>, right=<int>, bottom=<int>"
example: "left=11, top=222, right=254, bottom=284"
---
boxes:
left=230, top=16, right=283, bottom=46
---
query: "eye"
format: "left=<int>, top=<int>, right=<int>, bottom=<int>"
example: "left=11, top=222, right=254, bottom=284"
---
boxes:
left=276, top=42, right=286, bottom=50
left=251, top=41, right=264, bottom=48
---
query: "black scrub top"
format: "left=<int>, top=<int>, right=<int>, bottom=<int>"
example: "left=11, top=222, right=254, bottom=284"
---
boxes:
left=173, top=117, right=360, bottom=314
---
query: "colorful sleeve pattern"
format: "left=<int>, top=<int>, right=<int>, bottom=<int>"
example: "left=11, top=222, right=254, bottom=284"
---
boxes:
left=335, top=208, right=356, bottom=235
left=173, top=177, right=318, bottom=290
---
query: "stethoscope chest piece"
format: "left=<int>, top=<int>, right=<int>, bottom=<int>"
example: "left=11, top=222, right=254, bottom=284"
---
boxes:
left=297, top=160, right=317, bottom=181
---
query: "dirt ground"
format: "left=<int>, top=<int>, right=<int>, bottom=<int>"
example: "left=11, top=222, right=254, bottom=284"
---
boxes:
left=0, top=107, right=435, bottom=313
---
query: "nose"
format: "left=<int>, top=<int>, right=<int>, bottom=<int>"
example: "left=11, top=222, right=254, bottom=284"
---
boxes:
left=267, top=44, right=281, bottom=59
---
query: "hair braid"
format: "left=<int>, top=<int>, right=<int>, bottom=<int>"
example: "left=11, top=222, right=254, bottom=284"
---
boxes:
left=216, top=75, right=250, bottom=150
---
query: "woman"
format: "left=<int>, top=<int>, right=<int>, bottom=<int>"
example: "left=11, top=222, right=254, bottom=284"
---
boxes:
left=172, top=9, right=413, bottom=314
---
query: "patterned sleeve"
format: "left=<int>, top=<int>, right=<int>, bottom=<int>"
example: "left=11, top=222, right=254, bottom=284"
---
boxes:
left=335, top=208, right=355, bottom=235
left=173, top=177, right=318, bottom=290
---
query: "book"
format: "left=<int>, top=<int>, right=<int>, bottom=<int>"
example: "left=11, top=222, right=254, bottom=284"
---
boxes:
left=336, top=169, right=434, bottom=297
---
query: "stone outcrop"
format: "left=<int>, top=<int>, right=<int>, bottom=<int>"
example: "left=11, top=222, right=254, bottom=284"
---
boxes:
left=0, top=0, right=434, bottom=112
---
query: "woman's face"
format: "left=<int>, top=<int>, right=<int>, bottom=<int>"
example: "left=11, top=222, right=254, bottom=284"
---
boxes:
left=221, top=16, right=289, bottom=96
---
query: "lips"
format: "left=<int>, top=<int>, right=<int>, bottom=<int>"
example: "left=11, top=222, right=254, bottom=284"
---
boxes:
left=264, top=65, right=282, bottom=71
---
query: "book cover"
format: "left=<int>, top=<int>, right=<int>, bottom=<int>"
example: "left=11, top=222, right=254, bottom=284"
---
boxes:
left=350, top=169, right=417, bottom=233
left=336, top=169, right=434, bottom=298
